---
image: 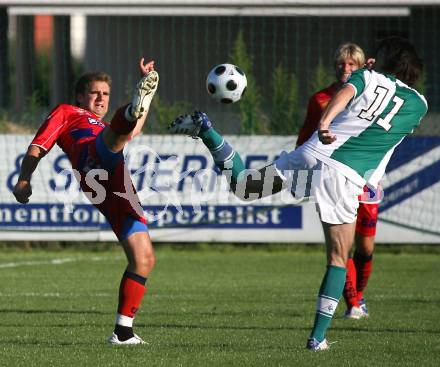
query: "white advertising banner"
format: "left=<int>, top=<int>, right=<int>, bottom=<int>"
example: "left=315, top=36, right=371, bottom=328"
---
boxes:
left=0, top=135, right=439, bottom=243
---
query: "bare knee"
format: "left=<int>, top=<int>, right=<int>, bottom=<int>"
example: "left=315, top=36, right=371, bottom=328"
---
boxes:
left=130, top=246, right=155, bottom=276
left=354, top=233, right=375, bottom=256
left=140, top=249, right=156, bottom=273
left=123, top=232, right=156, bottom=277
left=322, top=221, right=355, bottom=268
left=328, top=248, right=347, bottom=268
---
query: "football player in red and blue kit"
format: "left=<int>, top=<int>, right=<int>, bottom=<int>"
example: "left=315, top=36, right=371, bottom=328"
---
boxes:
left=13, top=58, right=159, bottom=345
left=296, top=43, right=377, bottom=320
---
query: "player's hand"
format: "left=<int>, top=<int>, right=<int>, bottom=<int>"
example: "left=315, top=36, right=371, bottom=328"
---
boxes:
left=318, top=129, right=336, bottom=145
left=139, top=58, right=155, bottom=76
left=13, top=180, right=32, bottom=204
left=365, top=58, right=375, bottom=70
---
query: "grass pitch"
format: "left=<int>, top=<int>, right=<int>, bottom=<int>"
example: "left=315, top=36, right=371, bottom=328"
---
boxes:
left=0, top=245, right=439, bottom=366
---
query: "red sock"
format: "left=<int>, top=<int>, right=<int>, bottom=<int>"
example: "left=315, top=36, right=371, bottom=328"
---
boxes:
left=110, top=104, right=137, bottom=135
left=353, top=251, right=373, bottom=301
left=343, top=258, right=359, bottom=308
left=117, top=271, right=147, bottom=318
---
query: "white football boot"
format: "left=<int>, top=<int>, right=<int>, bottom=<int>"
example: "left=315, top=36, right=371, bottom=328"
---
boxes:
left=128, top=70, right=159, bottom=120
left=306, top=338, right=330, bottom=351
left=169, top=114, right=202, bottom=138
left=344, top=306, right=366, bottom=319
left=169, top=110, right=211, bottom=138
left=107, top=332, right=146, bottom=345
left=359, top=298, right=370, bottom=317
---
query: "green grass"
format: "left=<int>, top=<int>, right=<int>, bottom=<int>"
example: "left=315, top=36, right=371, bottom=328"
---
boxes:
left=0, top=246, right=439, bottom=366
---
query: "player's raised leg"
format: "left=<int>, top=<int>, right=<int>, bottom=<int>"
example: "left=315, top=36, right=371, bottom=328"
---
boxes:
left=104, top=66, right=159, bottom=153
left=169, top=111, right=246, bottom=179
left=169, top=111, right=284, bottom=199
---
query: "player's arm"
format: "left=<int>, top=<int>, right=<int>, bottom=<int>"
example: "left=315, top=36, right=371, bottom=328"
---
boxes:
left=14, top=105, right=63, bottom=203
left=13, top=145, right=46, bottom=204
left=318, top=85, right=355, bottom=144
left=365, top=58, right=375, bottom=70
left=296, top=95, right=324, bottom=148
left=131, top=58, right=155, bottom=137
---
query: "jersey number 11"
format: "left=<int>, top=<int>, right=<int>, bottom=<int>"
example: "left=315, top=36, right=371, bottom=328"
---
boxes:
left=358, top=86, right=405, bottom=131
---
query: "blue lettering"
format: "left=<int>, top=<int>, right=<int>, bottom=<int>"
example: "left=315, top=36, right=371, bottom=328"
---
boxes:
left=178, top=155, right=208, bottom=191
left=49, top=154, right=72, bottom=191
left=7, top=154, right=25, bottom=191
left=130, top=153, right=150, bottom=191
left=208, top=164, right=222, bottom=191
left=150, top=154, right=176, bottom=192
left=245, top=155, right=269, bottom=169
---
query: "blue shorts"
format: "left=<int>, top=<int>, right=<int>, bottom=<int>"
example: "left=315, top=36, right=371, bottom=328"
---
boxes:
left=120, top=216, right=149, bottom=240
left=76, top=130, right=148, bottom=240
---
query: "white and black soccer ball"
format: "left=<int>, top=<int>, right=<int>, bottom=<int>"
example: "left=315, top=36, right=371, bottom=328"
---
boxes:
left=206, top=63, right=247, bottom=104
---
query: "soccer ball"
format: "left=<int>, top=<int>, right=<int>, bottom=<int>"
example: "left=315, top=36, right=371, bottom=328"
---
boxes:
left=206, top=63, right=247, bottom=104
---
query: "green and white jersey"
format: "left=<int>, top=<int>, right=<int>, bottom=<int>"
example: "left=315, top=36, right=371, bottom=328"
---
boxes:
left=302, top=69, right=428, bottom=187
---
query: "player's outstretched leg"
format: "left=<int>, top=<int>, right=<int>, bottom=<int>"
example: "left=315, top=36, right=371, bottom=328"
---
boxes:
left=169, top=111, right=285, bottom=200
left=169, top=111, right=246, bottom=181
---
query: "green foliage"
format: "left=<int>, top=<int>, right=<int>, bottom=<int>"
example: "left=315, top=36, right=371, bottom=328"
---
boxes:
left=230, top=31, right=266, bottom=134
left=271, top=64, right=301, bottom=134
left=21, top=90, right=47, bottom=127
left=150, top=95, right=191, bottom=133
left=310, top=59, right=333, bottom=95
left=7, top=39, right=15, bottom=110
left=72, top=58, right=85, bottom=92
left=0, top=109, right=8, bottom=132
left=414, top=70, right=426, bottom=95
left=34, top=51, right=51, bottom=108
left=12, top=51, right=51, bottom=127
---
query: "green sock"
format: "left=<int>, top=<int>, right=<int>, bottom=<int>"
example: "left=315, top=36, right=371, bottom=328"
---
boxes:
left=199, top=127, right=245, bottom=181
left=310, top=265, right=346, bottom=342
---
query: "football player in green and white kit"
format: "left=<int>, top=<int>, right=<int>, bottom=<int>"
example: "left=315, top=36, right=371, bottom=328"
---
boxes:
left=169, top=36, right=427, bottom=350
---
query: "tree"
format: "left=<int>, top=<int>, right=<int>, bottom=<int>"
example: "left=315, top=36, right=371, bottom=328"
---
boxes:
left=271, top=64, right=301, bottom=134
left=0, top=7, right=9, bottom=109
left=230, top=31, right=265, bottom=134
left=150, top=95, right=191, bottom=134
left=310, top=59, right=333, bottom=96
left=414, top=70, right=426, bottom=95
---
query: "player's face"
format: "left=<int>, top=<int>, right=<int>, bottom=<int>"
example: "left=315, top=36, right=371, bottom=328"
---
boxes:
left=335, top=58, right=361, bottom=83
left=77, top=81, right=110, bottom=118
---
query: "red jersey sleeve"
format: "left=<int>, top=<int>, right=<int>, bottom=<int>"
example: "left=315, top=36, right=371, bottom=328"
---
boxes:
left=31, top=105, right=67, bottom=152
left=296, top=85, right=336, bottom=147
left=296, top=95, right=325, bottom=147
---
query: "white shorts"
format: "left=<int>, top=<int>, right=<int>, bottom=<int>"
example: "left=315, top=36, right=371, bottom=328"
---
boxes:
left=274, top=147, right=363, bottom=224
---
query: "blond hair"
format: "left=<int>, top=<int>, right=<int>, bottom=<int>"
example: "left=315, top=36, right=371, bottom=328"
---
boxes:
left=334, top=42, right=365, bottom=68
